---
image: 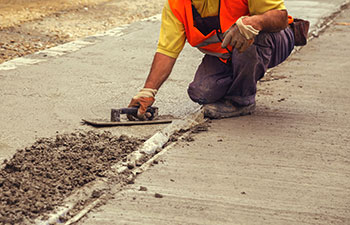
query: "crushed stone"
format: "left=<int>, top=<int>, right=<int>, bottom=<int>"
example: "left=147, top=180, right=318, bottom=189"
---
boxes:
left=0, top=130, right=142, bottom=224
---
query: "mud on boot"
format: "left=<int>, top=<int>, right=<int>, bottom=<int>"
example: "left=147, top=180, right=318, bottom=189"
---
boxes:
left=203, top=100, right=256, bottom=119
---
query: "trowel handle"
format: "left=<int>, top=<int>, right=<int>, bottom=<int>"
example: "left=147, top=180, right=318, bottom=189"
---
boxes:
left=111, top=106, right=158, bottom=122
left=122, top=107, right=158, bottom=120
left=120, top=107, right=138, bottom=115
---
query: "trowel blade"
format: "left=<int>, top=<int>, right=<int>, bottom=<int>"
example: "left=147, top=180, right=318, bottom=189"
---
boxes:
left=82, top=119, right=172, bottom=127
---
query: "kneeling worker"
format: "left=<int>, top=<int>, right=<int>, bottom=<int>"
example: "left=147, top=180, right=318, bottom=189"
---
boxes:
left=128, top=0, right=295, bottom=120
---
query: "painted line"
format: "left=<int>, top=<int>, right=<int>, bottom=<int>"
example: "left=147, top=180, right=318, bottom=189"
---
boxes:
left=0, top=58, right=45, bottom=71
left=38, top=40, right=94, bottom=57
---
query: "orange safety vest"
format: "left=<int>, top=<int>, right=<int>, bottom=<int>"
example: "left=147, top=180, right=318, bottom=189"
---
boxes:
left=168, top=0, right=294, bottom=60
left=169, top=0, right=250, bottom=59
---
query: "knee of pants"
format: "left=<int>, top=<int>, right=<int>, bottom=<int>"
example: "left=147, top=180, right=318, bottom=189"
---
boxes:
left=187, top=83, right=222, bottom=104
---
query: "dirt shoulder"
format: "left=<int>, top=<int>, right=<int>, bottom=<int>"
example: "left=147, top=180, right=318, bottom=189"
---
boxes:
left=0, top=0, right=164, bottom=64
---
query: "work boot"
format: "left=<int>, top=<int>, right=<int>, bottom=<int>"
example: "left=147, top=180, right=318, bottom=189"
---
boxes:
left=203, top=100, right=256, bottom=119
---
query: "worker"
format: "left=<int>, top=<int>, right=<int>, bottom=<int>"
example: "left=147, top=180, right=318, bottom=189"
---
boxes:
left=128, top=0, right=295, bottom=120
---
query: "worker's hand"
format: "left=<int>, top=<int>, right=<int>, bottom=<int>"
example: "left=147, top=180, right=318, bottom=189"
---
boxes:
left=127, top=88, right=157, bottom=121
left=222, top=16, right=260, bottom=53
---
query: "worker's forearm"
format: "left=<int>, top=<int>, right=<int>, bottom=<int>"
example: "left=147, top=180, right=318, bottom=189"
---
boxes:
left=243, top=10, right=288, bottom=32
left=144, top=52, right=176, bottom=90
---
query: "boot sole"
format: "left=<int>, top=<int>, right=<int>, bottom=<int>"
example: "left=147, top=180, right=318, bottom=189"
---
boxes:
left=203, top=104, right=256, bottom=119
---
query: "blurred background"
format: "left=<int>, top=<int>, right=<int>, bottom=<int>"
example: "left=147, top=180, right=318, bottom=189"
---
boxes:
left=0, top=0, right=164, bottom=64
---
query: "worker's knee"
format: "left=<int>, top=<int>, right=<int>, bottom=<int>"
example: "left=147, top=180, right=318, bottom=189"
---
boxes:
left=187, top=82, right=223, bottom=104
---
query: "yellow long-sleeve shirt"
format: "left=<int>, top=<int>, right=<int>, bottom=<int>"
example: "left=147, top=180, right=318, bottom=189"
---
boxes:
left=157, top=0, right=286, bottom=58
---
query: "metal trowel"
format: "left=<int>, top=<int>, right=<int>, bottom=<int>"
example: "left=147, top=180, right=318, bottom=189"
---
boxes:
left=82, top=106, right=172, bottom=127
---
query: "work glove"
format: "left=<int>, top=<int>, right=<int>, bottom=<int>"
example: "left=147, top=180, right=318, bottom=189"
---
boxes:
left=127, top=88, right=157, bottom=121
left=221, top=16, right=260, bottom=53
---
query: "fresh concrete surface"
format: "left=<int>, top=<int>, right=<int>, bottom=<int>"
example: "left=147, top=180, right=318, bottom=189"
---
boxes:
left=0, top=0, right=345, bottom=162
left=0, top=0, right=346, bottom=162
left=0, top=0, right=348, bottom=223
left=80, top=3, right=350, bottom=225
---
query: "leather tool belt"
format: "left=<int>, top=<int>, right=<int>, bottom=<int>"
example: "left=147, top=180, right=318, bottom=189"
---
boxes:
left=290, top=18, right=310, bottom=46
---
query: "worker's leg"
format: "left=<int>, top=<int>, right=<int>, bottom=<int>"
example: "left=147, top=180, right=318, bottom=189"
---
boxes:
left=225, top=27, right=295, bottom=106
left=188, top=27, right=294, bottom=106
left=187, top=54, right=233, bottom=104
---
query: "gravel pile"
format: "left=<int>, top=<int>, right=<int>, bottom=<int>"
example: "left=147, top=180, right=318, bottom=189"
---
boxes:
left=0, top=131, right=142, bottom=224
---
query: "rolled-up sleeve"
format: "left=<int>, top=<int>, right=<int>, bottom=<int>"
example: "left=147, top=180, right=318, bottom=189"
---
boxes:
left=248, top=0, right=286, bottom=15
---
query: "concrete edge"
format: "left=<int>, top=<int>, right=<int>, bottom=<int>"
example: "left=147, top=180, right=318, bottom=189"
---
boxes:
left=38, top=107, right=205, bottom=225
left=309, top=0, right=350, bottom=39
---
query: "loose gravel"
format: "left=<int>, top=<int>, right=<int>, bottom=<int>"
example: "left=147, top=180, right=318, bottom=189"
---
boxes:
left=0, top=0, right=164, bottom=64
left=0, top=131, right=142, bottom=224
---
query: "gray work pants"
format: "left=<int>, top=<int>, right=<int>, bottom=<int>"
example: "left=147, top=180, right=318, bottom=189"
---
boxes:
left=188, top=27, right=295, bottom=106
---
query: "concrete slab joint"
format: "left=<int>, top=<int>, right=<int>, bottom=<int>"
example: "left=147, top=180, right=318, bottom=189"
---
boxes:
left=141, top=108, right=204, bottom=155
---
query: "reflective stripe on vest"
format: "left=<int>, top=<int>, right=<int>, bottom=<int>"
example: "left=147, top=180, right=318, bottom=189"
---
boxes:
left=198, top=47, right=231, bottom=59
left=195, top=33, right=222, bottom=47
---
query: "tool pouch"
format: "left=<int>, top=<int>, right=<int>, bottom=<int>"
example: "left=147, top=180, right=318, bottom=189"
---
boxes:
left=290, top=18, right=310, bottom=46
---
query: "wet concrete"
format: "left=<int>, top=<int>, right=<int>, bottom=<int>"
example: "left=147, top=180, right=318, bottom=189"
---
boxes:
left=0, top=0, right=348, bottom=223
left=0, top=0, right=346, bottom=162
left=80, top=5, right=350, bottom=224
